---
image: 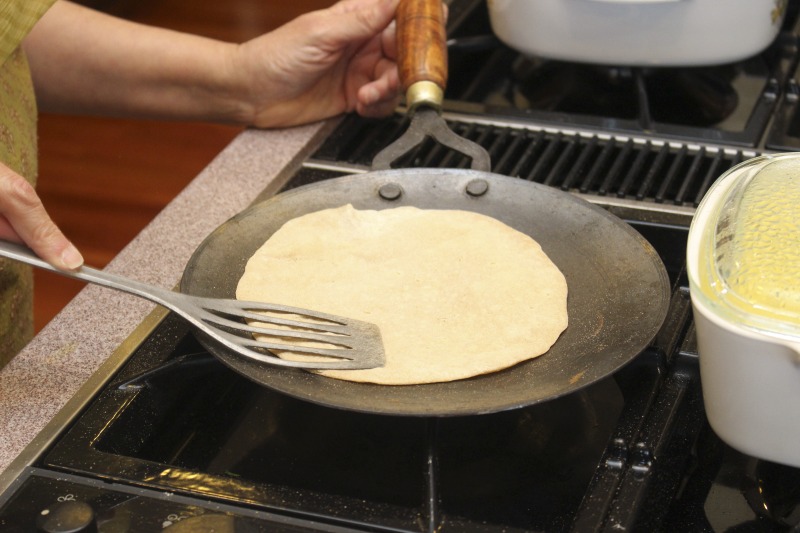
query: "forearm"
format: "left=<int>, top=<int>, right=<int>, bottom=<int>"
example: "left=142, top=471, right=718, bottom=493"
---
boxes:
left=22, top=1, right=251, bottom=124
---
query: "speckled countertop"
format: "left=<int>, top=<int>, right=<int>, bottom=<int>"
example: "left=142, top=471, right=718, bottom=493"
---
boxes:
left=0, top=121, right=330, bottom=479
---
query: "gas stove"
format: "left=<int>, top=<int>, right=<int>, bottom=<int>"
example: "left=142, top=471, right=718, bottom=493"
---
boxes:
left=2, top=1, right=800, bottom=531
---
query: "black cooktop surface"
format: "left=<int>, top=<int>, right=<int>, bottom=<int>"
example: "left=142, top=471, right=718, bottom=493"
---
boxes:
left=0, top=214, right=793, bottom=532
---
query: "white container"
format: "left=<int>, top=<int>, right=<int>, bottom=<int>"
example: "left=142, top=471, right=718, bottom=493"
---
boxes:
left=487, top=0, right=788, bottom=66
left=687, top=153, right=800, bottom=468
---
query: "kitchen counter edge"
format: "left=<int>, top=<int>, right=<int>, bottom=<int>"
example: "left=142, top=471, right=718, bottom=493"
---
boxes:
left=0, top=120, right=336, bottom=488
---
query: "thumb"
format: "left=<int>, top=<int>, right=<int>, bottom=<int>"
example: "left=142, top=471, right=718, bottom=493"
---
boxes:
left=0, top=163, right=83, bottom=270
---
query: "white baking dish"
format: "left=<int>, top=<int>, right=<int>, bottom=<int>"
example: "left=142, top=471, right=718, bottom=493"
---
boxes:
left=687, top=153, right=800, bottom=468
left=487, top=0, right=789, bottom=66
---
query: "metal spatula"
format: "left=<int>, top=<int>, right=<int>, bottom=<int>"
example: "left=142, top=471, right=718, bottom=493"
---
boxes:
left=0, top=240, right=385, bottom=370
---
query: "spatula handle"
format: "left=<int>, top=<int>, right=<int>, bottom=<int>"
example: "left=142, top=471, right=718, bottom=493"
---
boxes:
left=0, top=239, right=175, bottom=307
left=397, top=0, right=447, bottom=110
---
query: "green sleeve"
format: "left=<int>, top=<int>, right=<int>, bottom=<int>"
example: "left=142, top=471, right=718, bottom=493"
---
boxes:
left=0, top=0, right=58, bottom=65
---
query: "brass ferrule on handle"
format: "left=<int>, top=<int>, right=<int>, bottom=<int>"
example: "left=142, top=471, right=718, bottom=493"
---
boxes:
left=397, top=0, right=448, bottom=112
left=405, top=81, right=444, bottom=112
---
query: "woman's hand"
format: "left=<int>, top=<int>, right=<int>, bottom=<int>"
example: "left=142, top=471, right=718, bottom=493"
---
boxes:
left=0, top=162, right=83, bottom=270
left=224, top=0, right=402, bottom=128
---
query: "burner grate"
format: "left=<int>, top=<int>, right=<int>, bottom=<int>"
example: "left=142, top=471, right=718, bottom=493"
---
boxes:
left=311, top=114, right=758, bottom=208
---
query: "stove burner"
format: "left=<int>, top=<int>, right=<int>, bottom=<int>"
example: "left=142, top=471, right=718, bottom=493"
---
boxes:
left=94, top=347, right=626, bottom=530
left=503, top=59, right=740, bottom=129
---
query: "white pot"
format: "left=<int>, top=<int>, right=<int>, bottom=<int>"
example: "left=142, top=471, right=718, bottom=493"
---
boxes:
left=687, top=153, right=800, bottom=468
left=487, top=0, right=789, bottom=66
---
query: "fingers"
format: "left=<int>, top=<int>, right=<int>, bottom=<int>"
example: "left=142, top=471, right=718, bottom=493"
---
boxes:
left=356, top=57, right=400, bottom=116
left=0, top=163, right=83, bottom=270
left=239, top=0, right=402, bottom=126
left=381, top=19, right=397, bottom=62
left=347, top=0, right=401, bottom=117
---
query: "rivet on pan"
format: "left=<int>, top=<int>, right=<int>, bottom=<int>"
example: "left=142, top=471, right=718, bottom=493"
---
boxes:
left=379, top=183, right=403, bottom=201
left=466, top=179, right=489, bottom=197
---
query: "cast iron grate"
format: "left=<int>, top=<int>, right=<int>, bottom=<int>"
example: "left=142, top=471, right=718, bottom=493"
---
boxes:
left=310, top=114, right=759, bottom=208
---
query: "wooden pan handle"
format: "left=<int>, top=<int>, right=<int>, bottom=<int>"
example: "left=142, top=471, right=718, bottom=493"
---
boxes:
left=396, top=0, right=447, bottom=111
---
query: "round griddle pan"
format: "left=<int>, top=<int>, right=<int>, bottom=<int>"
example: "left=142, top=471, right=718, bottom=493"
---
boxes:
left=180, top=167, right=670, bottom=416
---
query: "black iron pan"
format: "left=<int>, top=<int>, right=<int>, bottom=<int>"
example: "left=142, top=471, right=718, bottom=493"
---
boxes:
left=180, top=167, right=670, bottom=416
left=180, top=0, right=670, bottom=416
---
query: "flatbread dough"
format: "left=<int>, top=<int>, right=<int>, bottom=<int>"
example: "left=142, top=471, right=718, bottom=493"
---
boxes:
left=236, top=204, right=568, bottom=385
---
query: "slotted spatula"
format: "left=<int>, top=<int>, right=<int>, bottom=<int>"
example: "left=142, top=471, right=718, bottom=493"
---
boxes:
left=0, top=240, right=385, bottom=370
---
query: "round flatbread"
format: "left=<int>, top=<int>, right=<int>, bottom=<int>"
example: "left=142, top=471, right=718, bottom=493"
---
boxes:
left=236, top=204, right=568, bottom=385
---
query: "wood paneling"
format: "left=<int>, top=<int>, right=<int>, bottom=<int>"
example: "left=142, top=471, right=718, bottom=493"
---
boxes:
left=34, top=0, right=334, bottom=331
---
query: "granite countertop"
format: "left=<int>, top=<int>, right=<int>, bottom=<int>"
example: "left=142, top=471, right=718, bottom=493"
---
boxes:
left=0, top=121, right=330, bottom=479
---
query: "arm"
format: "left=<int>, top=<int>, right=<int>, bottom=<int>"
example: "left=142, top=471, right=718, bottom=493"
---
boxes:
left=10, top=0, right=400, bottom=268
left=22, top=0, right=400, bottom=128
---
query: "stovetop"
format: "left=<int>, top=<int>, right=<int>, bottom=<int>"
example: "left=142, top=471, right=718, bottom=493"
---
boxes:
left=2, top=218, right=798, bottom=533
left=2, top=1, right=800, bottom=531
